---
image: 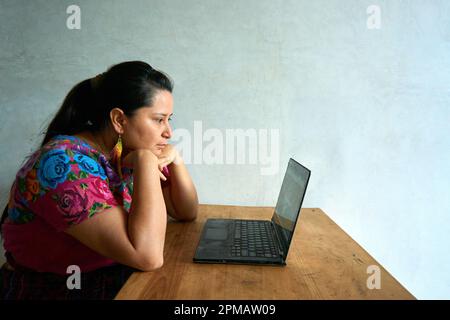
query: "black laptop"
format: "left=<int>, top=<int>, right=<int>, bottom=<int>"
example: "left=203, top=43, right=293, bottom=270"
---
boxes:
left=193, top=158, right=311, bottom=266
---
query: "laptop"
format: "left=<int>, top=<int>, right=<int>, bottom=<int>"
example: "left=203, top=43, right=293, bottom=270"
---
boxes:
left=193, top=158, right=311, bottom=266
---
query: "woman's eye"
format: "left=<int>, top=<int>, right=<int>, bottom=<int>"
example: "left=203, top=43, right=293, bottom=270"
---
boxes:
left=154, top=118, right=172, bottom=123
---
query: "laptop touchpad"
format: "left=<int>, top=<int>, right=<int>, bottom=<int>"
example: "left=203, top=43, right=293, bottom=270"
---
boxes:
left=205, top=228, right=228, bottom=240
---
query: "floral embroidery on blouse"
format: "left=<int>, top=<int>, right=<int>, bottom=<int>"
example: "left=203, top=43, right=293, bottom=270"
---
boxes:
left=6, top=135, right=134, bottom=229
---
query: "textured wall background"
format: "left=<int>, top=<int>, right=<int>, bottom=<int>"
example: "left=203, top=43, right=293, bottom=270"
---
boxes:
left=0, top=0, right=449, bottom=299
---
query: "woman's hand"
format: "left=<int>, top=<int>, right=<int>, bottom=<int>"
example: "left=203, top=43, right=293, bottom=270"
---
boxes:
left=122, top=149, right=168, bottom=181
left=157, top=144, right=181, bottom=174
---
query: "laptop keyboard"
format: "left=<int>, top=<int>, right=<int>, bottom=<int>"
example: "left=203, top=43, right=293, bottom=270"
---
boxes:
left=230, top=220, right=279, bottom=258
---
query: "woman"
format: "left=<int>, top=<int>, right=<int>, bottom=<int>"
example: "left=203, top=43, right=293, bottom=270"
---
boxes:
left=0, top=61, right=198, bottom=300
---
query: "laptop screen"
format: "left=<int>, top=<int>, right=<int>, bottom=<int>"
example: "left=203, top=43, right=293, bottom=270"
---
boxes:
left=271, top=158, right=311, bottom=260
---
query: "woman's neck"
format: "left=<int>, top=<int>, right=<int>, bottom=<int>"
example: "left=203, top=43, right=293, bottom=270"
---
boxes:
left=75, top=130, right=114, bottom=160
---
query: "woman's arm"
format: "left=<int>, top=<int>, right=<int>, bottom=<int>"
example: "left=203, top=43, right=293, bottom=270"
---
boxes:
left=163, top=155, right=198, bottom=222
left=66, top=150, right=167, bottom=271
left=127, top=150, right=167, bottom=263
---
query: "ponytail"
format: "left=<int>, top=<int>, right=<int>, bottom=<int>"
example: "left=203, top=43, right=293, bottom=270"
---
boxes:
left=41, top=78, right=98, bottom=147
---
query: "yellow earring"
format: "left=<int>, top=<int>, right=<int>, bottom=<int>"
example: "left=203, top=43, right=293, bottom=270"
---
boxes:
left=112, top=134, right=123, bottom=180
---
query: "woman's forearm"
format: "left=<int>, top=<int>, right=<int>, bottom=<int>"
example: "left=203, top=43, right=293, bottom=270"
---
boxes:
left=167, top=157, right=198, bottom=221
left=128, top=151, right=167, bottom=267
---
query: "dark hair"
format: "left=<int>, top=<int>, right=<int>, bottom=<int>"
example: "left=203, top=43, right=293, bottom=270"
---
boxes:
left=42, top=60, right=173, bottom=146
left=1, top=61, right=173, bottom=235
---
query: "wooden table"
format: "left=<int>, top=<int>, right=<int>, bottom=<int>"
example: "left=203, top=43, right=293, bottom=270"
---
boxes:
left=115, top=204, right=415, bottom=300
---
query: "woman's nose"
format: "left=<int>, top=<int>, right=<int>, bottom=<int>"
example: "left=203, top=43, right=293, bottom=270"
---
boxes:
left=162, top=122, right=172, bottom=139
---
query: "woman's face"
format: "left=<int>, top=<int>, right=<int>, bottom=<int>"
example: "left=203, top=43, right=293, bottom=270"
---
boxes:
left=122, top=90, right=174, bottom=156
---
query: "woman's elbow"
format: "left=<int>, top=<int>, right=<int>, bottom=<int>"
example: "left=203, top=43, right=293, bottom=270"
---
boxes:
left=179, top=205, right=198, bottom=222
left=138, top=255, right=164, bottom=272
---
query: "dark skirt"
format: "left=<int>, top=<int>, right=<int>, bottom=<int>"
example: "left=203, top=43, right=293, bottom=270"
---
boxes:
left=0, top=262, right=136, bottom=300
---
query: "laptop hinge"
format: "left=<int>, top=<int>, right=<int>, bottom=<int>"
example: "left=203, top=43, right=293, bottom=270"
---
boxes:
left=270, top=221, right=284, bottom=258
